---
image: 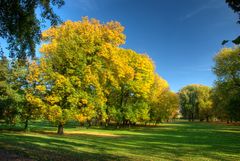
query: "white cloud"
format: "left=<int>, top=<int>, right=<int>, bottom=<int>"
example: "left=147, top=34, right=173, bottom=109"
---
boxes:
left=70, top=0, right=98, bottom=11
left=180, top=0, right=224, bottom=21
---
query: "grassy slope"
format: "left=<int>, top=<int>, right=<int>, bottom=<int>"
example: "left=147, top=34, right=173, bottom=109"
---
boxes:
left=0, top=121, right=240, bottom=161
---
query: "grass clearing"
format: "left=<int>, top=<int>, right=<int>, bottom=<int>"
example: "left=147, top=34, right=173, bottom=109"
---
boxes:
left=0, top=121, right=240, bottom=161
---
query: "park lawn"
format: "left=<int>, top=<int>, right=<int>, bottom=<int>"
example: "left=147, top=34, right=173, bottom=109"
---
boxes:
left=0, top=121, right=240, bottom=161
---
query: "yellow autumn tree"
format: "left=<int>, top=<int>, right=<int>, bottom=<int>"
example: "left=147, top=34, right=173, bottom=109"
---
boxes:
left=103, top=48, right=155, bottom=126
left=23, top=59, right=47, bottom=130
left=156, top=90, right=179, bottom=122
left=38, top=17, right=127, bottom=133
left=28, top=17, right=175, bottom=132
left=149, top=74, right=169, bottom=123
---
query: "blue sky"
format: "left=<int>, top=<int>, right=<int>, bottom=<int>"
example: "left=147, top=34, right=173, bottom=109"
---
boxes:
left=2, top=0, right=240, bottom=92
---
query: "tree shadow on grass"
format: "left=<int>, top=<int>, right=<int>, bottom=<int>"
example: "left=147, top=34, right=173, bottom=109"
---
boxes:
left=0, top=122, right=240, bottom=161
left=79, top=122, right=240, bottom=160
left=0, top=133, right=130, bottom=161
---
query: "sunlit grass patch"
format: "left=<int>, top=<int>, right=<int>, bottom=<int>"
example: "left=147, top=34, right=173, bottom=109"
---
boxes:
left=0, top=121, right=240, bottom=161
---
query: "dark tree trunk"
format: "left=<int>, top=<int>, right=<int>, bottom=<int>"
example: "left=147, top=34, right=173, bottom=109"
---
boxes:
left=191, top=113, right=194, bottom=122
left=105, top=118, right=110, bottom=127
left=128, top=120, right=131, bottom=128
left=188, top=113, right=191, bottom=122
left=87, top=119, right=92, bottom=128
left=154, top=121, right=157, bottom=126
left=57, top=123, right=64, bottom=135
left=206, top=116, right=209, bottom=122
left=79, top=122, right=84, bottom=127
left=116, top=122, right=120, bottom=129
left=104, top=121, right=107, bottom=127
left=24, top=119, right=29, bottom=131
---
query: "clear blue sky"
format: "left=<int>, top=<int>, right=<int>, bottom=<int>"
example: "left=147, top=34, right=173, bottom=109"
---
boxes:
left=3, top=0, right=240, bottom=92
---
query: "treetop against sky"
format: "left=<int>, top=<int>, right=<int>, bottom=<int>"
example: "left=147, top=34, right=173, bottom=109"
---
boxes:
left=0, top=0, right=239, bottom=91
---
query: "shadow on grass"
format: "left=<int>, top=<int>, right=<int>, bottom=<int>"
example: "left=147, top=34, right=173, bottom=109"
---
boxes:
left=0, top=121, right=240, bottom=161
left=0, top=133, right=130, bottom=161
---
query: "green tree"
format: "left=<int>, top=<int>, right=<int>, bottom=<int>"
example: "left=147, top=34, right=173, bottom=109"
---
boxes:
left=152, top=90, right=179, bottom=124
left=179, top=85, right=199, bottom=121
left=0, top=0, right=64, bottom=60
left=223, top=0, right=240, bottom=45
left=212, top=47, right=240, bottom=122
left=0, top=55, right=25, bottom=125
left=226, top=0, right=240, bottom=24
left=105, top=49, right=155, bottom=127
left=149, top=75, right=169, bottom=123
left=179, top=84, right=212, bottom=121
left=197, top=86, right=212, bottom=122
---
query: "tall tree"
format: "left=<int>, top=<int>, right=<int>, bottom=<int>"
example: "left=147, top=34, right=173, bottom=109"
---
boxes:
left=0, top=55, right=26, bottom=125
left=149, top=75, right=169, bottom=123
left=197, top=86, right=212, bottom=122
left=104, top=49, right=155, bottom=126
left=36, top=17, right=126, bottom=134
left=179, top=84, right=212, bottom=121
left=0, top=0, right=64, bottom=60
left=179, top=85, right=199, bottom=121
left=212, top=47, right=240, bottom=122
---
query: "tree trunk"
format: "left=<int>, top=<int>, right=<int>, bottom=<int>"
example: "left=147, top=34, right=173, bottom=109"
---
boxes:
left=116, top=122, right=120, bottom=129
left=104, top=118, right=108, bottom=127
left=87, top=119, right=92, bottom=128
left=57, top=123, right=64, bottom=135
left=154, top=121, right=157, bottom=126
left=79, top=122, right=84, bottom=127
left=128, top=121, right=131, bottom=128
left=188, top=113, right=191, bottom=122
left=191, top=113, right=194, bottom=122
left=24, top=119, right=29, bottom=131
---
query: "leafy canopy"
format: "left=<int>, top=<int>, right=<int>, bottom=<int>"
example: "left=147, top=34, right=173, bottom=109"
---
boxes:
left=0, top=0, right=64, bottom=60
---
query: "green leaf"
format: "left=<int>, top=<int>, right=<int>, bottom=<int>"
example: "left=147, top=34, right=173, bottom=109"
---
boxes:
left=221, top=40, right=229, bottom=45
left=232, top=36, right=240, bottom=45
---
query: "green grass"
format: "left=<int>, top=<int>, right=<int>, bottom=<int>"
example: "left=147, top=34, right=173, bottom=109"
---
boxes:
left=0, top=121, right=240, bottom=161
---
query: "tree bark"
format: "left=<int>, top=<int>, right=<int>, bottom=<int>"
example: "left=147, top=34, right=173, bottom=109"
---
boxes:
left=87, top=119, right=92, bottom=128
left=191, top=113, right=194, bottom=122
left=117, top=122, right=120, bottom=129
left=24, top=118, right=29, bottom=131
left=105, top=118, right=110, bottom=127
left=57, top=123, right=64, bottom=135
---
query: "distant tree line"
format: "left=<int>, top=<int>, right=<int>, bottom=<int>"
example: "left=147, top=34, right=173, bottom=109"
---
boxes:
left=179, top=47, right=240, bottom=123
